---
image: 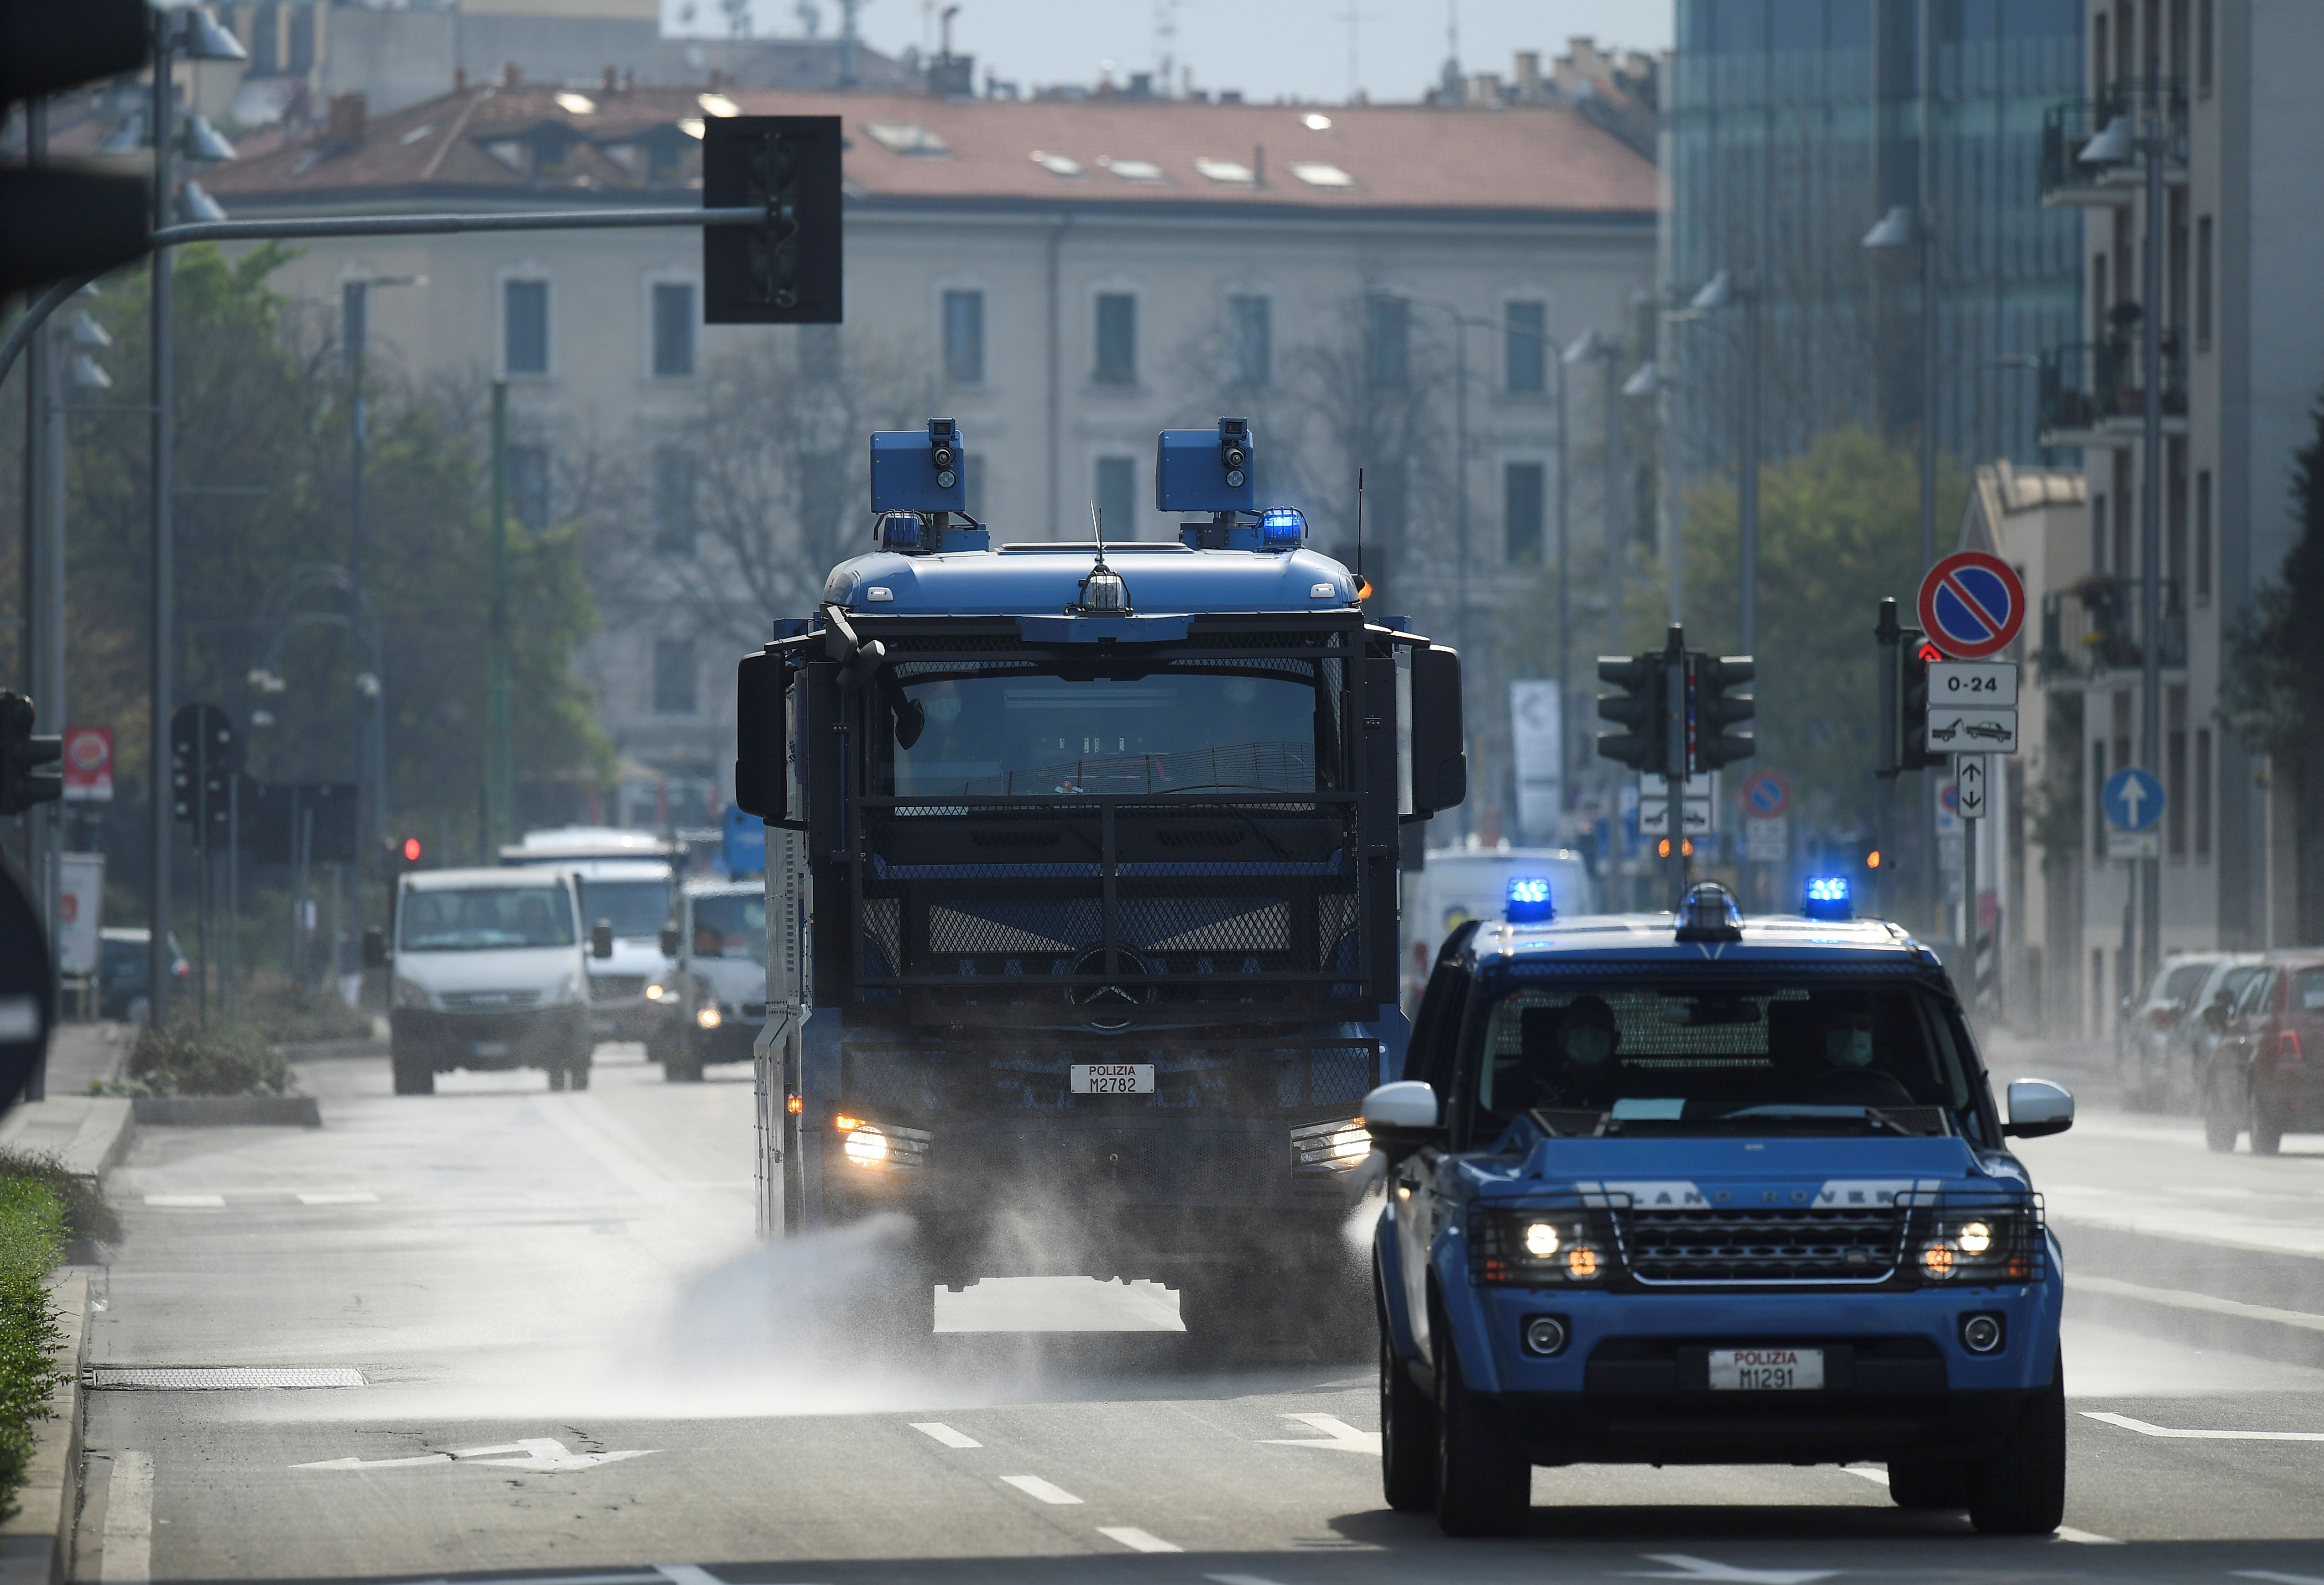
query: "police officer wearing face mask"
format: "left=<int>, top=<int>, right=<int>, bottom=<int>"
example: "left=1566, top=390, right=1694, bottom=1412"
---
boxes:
left=1797, top=1003, right=1916, bottom=1107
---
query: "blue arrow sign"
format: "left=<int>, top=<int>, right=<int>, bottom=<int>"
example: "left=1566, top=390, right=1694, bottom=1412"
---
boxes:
left=2102, top=766, right=2164, bottom=833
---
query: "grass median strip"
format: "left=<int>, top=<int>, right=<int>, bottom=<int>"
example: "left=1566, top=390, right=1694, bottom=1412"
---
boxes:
left=0, top=1161, right=75, bottom=1523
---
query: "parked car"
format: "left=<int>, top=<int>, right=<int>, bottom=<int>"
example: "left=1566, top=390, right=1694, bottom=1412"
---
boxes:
left=97, top=927, right=189, bottom=1023
left=2118, top=954, right=2222, bottom=1110
left=2200, top=955, right=2324, bottom=1154
left=2171, top=954, right=2267, bottom=1113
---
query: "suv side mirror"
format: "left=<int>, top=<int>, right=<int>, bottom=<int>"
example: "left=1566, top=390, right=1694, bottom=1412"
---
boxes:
left=360, top=925, right=387, bottom=970
left=659, top=925, right=682, bottom=958
left=2002, top=1078, right=2074, bottom=1139
left=1362, top=1080, right=1443, bottom=1159
left=591, top=919, right=615, bottom=959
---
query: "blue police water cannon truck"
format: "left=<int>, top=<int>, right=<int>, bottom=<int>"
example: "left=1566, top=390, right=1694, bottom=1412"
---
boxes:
left=733, top=418, right=1468, bottom=1345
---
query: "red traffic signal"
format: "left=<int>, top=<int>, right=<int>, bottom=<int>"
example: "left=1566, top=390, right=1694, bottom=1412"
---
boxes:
left=401, top=837, right=422, bottom=864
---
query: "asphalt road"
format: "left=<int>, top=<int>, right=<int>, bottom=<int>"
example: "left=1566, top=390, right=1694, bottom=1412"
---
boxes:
left=75, top=1043, right=2324, bottom=1585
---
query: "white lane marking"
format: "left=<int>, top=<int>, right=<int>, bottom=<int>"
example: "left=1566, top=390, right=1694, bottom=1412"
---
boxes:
left=295, top=1438, right=654, bottom=1472
left=2068, top=1273, right=2324, bottom=1335
left=1625, top=1558, right=1837, bottom=1584
left=1259, top=1412, right=1380, bottom=1454
left=297, top=1192, right=378, bottom=1205
left=997, top=1474, right=1082, bottom=1505
left=100, top=1451, right=153, bottom=1584
left=142, top=1194, right=224, bottom=1208
left=2083, top=1411, right=2324, bottom=1442
left=654, top=1567, right=727, bottom=1585
left=1097, top=1527, right=1182, bottom=1554
left=1204, top=1576, right=1291, bottom=1585
left=1840, top=1466, right=1888, bottom=1485
left=910, top=1422, right=981, bottom=1449
left=2057, top=1527, right=2124, bottom=1545
left=2234, top=1571, right=2324, bottom=1585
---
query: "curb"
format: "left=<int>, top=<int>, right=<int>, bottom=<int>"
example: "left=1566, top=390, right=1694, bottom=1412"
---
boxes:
left=2066, top=1272, right=2324, bottom=1372
left=0, top=1271, right=90, bottom=1585
left=130, top=1096, right=321, bottom=1128
left=2060, top=1219, right=2324, bottom=1372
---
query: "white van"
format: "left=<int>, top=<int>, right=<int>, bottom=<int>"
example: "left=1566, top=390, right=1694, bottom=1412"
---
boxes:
left=647, top=879, right=767, bottom=1082
left=373, top=867, right=600, bottom=1094
left=500, top=829, right=677, bottom=1043
left=1400, top=846, right=1597, bottom=1011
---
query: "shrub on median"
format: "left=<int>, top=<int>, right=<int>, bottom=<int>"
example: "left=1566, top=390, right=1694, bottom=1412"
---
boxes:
left=241, top=977, right=370, bottom=1045
left=122, top=1020, right=292, bottom=1098
left=0, top=1177, right=68, bottom=1524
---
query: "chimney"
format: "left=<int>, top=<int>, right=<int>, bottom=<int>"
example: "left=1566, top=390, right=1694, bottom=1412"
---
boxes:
left=1253, top=143, right=1265, bottom=186
left=1468, top=72, right=1501, bottom=105
left=454, top=66, right=467, bottom=93
left=324, top=92, right=367, bottom=146
left=602, top=64, right=617, bottom=93
left=501, top=60, right=521, bottom=88
left=1514, top=51, right=1541, bottom=99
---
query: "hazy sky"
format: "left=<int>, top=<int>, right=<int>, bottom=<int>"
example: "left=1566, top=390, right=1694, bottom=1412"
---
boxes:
left=672, top=1, right=1673, bottom=104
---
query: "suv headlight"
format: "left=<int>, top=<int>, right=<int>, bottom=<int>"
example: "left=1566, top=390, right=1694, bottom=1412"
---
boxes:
left=1472, top=1208, right=1612, bottom=1287
left=392, top=977, right=428, bottom=1010
left=1912, top=1202, right=2042, bottom=1284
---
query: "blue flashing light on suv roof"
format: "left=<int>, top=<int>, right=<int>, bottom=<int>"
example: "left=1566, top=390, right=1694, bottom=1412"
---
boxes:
left=1804, top=875, right=1854, bottom=921
left=1504, top=875, right=1554, bottom=924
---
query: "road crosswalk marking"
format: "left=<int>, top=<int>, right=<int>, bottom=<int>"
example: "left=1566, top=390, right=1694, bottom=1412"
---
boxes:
left=1096, top=1527, right=1181, bottom=1554
left=910, top=1423, right=980, bottom=1448
left=1259, top=1412, right=1379, bottom=1454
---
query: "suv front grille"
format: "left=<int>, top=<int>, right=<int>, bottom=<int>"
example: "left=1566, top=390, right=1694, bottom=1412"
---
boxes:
left=1614, top=1206, right=1908, bottom=1286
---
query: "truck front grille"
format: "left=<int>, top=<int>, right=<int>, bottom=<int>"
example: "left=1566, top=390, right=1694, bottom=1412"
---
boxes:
left=840, top=1039, right=1380, bottom=1116
left=439, top=989, right=542, bottom=1013
left=1614, top=1206, right=1909, bottom=1286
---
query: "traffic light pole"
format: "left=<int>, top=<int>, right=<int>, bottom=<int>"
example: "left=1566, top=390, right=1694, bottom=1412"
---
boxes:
left=146, top=10, right=176, bottom=1026
left=486, top=382, right=513, bottom=859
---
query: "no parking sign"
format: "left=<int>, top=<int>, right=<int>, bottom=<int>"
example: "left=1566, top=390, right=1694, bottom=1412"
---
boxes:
left=1918, top=551, right=2026, bottom=659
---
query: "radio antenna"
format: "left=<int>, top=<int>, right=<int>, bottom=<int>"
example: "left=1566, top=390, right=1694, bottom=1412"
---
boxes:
left=1089, top=499, right=1107, bottom=565
left=1354, top=467, right=1365, bottom=582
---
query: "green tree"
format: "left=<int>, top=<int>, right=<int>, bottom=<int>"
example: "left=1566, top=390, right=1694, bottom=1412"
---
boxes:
left=2222, top=383, right=2324, bottom=942
left=59, top=246, right=608, bottom=858
left=1626, top=429, right=1966, bottom=839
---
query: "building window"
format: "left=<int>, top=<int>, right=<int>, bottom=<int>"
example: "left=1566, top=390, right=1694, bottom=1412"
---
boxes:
left=653, top=639, right=697, bottom=716
left=2090, top=493, right=2107, bottom=574
left=2168, top=437, right=2188, bottom=595
left=2198, top=0, right=2214, bottom=94
left=2196, top=727, right=2213, bottom=857
left=504, top=279, right=549, bottom=376
left=2112, top=450, right=2133, bottom=579
left=2167, top=685, right=2188, bottom=858
left=508, top=444, right=550, bottom=533
left=2195, top=469, right=2212, bottom=602
left=1227, top=294, right=1271, bottom=387
left=652, top=446, right=696, bottom=552
left=1504, top=462, right=1545, bottom=563
left=1365, top=295, right=1409, bottom=386
left=942, top=289, right=985, bottom=385
left=651, top=282, right=695, bottom=377
left=2091, top=739, right=2109, bottom=863
left=1504, top=300, right=1546, bottom=395
left=2196, top=215, right=2213, bottom=351
left=2092, top=255, right=2108, bottom=338
left=1094, top=456, right=1136, bottom=537
left=799, top=324, right=841, bottom=379
left=1094, top=293, right=1137, bottom=385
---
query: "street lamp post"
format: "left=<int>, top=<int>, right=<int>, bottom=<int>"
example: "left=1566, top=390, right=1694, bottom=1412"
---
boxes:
left=344, top=276, right=422, bottom=883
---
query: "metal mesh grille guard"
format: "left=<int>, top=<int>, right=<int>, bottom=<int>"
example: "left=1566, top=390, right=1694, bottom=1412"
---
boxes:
left=840, top=1039, right=1379, bottom=1115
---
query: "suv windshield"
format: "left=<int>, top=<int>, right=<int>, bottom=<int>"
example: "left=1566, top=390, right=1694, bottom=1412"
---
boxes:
left=400, top=886, right=576, bottom=952
left=877, top=657, right=1343, bottom=797
left=1459, top=976, right=1979, bottom=1141
left=580, top=878, right=671, bottom=939
left=692, top=894, right=765, bottom=958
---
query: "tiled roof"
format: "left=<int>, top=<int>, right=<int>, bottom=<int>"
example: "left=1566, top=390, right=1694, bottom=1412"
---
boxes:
left=200, top=84, right=1656, bottom=217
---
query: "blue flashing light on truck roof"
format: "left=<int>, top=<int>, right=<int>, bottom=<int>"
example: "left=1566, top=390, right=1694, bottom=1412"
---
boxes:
left=733, top=418, right=1470, bottom=1354
left=1503, top=875, right=1554, bottom=924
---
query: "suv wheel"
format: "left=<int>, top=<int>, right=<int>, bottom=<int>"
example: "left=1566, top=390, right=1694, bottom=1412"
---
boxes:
left=1966, top=1347, right=2066, bottom=1535
left=1378, top=1275, right=1436, bottom=1511
left=1433, top=1324, right=1530, bottom=1536
left=2249, top=1082, right=2284, bottom=1156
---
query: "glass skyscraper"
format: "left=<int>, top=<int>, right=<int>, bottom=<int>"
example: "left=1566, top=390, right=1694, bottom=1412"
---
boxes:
left=1662, top=0, right=2085, bottom=491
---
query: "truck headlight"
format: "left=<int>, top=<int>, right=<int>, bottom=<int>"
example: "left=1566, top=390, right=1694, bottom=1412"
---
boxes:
left=696, top=1003, right=723, bottom=1029
left=1290, top=1116, right=1372, bottom=1173
left=831, top=1113, right=930, bottom=1172
left=392, top=977, right=428, bottom=1010
left=1473, top=1209, right=1610, bottom=1287
left=645, top=982, right=666, bottom=1002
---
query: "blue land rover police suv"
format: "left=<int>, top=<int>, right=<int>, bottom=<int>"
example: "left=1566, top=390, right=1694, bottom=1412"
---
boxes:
left=1364, top=882, right=2073, bottom=1536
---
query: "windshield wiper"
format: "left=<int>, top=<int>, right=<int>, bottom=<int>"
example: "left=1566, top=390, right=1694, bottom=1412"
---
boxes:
left=1709, top=1104, right=1919, bottom=1137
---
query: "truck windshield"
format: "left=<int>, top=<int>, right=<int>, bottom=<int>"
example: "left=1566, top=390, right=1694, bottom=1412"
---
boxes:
left=692, top=894, right=765, bottom=958
left=1460, top=976, right=1979, bottom=1141
left=580, top=879, right=671, bottom=939
left=400, top=887, right=576, bottom=952
left=878, top=658, right=1342, bottom=797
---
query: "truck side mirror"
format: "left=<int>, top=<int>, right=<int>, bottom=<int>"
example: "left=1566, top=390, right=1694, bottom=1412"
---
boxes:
left=2002, top=1078, right=2074, bottom=1139
left=659, top=925, right=682, bottom=958
left=360, top=925, right=386, bottom=970
left=591, top=919, right=615, bottom=959
left=734, top=648, right=787, bottom=821
left=1406, top=644, right=1466, bottom=821
left=1361, top=1079, right=1444, bottom=1160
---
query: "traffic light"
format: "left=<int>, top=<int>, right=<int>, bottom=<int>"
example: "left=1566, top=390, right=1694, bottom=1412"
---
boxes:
left=702, top=115, right=842, bottom=324
left=1596, top=654, right=1667, bottom=775
left=402, top=836, right=423, bottom=865
left=0, top=694, right=62, bottom=817
left=0, top=0, right=152, bottom=296
left=1899, top=633, right=1946, bottom=772
left=1692, top=655, right=1755, bottom=771
left=168, top=703, right=240, bottom=850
